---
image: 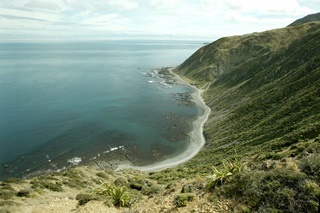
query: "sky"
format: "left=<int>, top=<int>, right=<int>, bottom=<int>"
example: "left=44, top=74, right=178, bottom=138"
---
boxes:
left=0, top=0, right=319, bottom=41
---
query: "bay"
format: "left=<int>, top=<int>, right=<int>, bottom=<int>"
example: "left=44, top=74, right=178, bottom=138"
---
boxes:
left=0, top=40, right=203, bottom=180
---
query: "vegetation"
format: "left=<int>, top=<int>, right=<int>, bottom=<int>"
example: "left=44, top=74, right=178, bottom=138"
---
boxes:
left=173, top=193, right=195, bottom=207
left=75, top=193, right=101, bottom=206
left=175, top=21, right=320, bottom=174
left=288, top=12, right=320, bottom=27
left=16, top=190, right=31, bottom=198
left=96, top=172, right=109, bottom=179
left=93, top=183, right=131, bottom=207
left=174, top=20, right=320, bottom=211
left=61, top=168, right=90, bottom=189
left=206, top=158, right=245, bottom=190
left=30, top=179, right=63, bottom=192
left=299, top=154, right=320, bottom=183
left=215, top=160, right=320, bottom=212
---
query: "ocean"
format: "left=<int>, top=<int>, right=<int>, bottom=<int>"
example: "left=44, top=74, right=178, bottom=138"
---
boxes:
left=0, top=40, right=203, bottom=180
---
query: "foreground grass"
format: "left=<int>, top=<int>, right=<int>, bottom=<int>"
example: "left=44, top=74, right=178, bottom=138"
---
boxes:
left=1, top=153, right=319, bottom=212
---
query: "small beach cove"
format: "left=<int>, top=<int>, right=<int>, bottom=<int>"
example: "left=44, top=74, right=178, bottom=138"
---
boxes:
left=116, top=68, right=211, bottom=172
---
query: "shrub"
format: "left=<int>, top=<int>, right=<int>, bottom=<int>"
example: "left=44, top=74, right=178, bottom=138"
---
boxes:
left=0, top=190, right=15, bottom=200
left=206, top=159, right=245, bottom=190
left=127, top=177, right=162, bottom=196
left=93, top=183, right=131, bottom=207
left=0, top=200, right=20, bottom=207
left=299, top=154, right=320, bottom=183
left=173, top=193, right=195, bottom=207
left=16, top=189, right=31, bottom=197
left=63, top=169, right=83, bottom=179
left=142, top=185, right=163, bottom=196
left=61, top=169, right=90, bottom=189
left=0, top=183, right=14, bottom=191
left=30, top=180, right=63, bottom=192
left=129, top=183, right=143, bottom=191
left=96, top=172, right=108, bottom=179
left=76, top=193, right=99, bottom=206
left=217, top=167, right=320, bottom=212
left=2, top=178, right=21, bottom=184
left=114, top=177, right=127, bottom=186
left=181, top=183, right=195, bottom=193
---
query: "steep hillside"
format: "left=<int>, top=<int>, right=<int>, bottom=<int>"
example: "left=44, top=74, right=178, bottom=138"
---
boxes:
left=288, top=12, right=320, bottom=26
left=176, top=21, right=320, bottom=169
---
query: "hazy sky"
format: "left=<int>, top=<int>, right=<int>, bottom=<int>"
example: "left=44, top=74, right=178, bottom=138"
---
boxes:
left=0, top=0, right=319, bottom=41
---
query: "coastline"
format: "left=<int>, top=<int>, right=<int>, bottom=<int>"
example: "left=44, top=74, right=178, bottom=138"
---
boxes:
left=0, top=68, right=210, bottom=180
left=116, top=68, right=211, bottom=172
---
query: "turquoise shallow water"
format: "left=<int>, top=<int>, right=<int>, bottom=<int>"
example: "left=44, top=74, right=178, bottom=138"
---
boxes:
left=0, top=40, right=203, bottom=180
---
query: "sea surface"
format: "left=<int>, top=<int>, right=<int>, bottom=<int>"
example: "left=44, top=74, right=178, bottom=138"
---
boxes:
left=0, top=40, right=203, bottom=180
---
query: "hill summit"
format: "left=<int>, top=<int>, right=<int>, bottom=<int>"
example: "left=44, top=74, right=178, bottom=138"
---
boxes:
left=288, top=12, right=320, bottom=26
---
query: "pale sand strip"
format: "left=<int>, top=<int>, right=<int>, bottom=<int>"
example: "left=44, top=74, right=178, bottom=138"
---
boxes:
left=116, top=69, right=211, bottom=172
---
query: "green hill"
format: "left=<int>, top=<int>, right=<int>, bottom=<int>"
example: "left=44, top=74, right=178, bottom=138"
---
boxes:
left=170, top=21, right=320, bottom=211
left=288, top=12, right=320, bottom=26
left=176, top=22, right=320, bottom=164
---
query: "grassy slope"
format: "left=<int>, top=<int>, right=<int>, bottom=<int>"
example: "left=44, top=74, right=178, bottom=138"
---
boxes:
left=144, top=22, right=320, bottom=212
left=174, top=22, right=320, bottom=173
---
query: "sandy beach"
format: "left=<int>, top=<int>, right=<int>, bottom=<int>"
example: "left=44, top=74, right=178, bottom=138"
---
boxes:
left=116, top=68, right=211, bottom=172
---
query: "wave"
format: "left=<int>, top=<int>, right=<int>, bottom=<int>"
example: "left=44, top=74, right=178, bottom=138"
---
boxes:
left=90, top=145, right=125, bottom=160
left=160, top=81, right=172, bottom=88
left=67, top=157, right=82, bottom=166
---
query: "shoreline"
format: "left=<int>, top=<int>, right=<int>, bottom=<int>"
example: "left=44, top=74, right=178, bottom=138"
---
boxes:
left=116, top=68, right=211, bottom=172
left=0, top=68, right=210, bottom=180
